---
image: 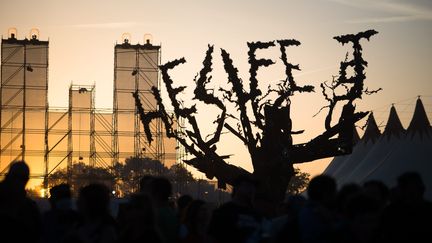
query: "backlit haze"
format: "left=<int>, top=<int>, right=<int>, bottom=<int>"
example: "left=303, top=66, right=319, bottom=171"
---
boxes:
left=1, top=0, right=431, bottom=180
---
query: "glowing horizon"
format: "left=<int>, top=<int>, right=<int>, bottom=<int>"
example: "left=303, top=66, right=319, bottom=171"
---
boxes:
left=1, top=0, right=431, bottom=188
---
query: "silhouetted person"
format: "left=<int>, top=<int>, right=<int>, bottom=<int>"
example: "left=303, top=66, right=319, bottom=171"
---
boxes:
left=116, top=175, right=155, bottom=225
left=41, top=183, right=80, bottom=243
left=0, top=160, right=41, bottom=243
left=381, top=172, right=432, bottom=243
left=64, top=183, right=117, bottom=243
left=335, top=183, right=383, bottom=243
left=363, top=180, right=389, bottom=209
left=177, top=194, right=193, bottom=239
left=395, top=171, right=427, bottom=204
left=207, top=175, right=262, bottom=243
left=177, top=194, right=193, bottom=219
left=139, top=174, right=155, bottom=194
left=150, top=177, right=179, bottom=243
left=181, top=199, right=213, bottom=243
left=343, top=191, right=382, bottom=243
left=336, top=183, right=362, bottom=214
left=117, top=192, right=162, bottom=243
left=298, top=175, right=341, bottom=243
left=270, top=195, right=306, bottom=243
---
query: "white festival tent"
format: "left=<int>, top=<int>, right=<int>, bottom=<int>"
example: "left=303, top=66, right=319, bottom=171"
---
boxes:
left=340, top=105, right=405, bottom=185
left=325, top=112, right=381, bottom=182
left=323, top=98, right=432, bottom=199
left=321, top=127, right=360, bottom=176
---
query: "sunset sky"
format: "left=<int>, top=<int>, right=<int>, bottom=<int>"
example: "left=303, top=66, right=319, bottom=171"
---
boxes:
left=1, top=0, right=431, bottom=178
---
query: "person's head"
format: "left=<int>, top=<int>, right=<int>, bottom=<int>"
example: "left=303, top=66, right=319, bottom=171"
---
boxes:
left=177, top=194, right=193, bottom=213
left=183, top=200, right=211, bottom=235
left=5, top=161, right=30, bottom=188
left=396, top=171, right=425, bottom=202
left=307, top=175, right=337, bottom=206
left=126, top=192, right=156, bottom=226
left=49, top=183, right=72, bottom=209
left=363, top=180, right=389, bottom=207
left=150, top=177, right=172, bottom=204
left=139, top=175, right=155, bottom=194
left=337, top=183, right=362, bottom=211
left=77, top=183, right=111, bottom=218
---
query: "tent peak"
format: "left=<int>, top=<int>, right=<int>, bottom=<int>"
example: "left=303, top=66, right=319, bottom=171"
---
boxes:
left=383, top=105, right=405, bottom=139
left=362, top=112, right=381, bottom=144
left=407, top=97, right=431, bottom=138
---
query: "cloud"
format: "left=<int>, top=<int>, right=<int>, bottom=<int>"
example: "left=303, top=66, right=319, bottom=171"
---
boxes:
left=346, top=15, right=430, bottom=24
left=327, top=0, right=432, bottom=23
left=68, top=22, right=144, bottom=29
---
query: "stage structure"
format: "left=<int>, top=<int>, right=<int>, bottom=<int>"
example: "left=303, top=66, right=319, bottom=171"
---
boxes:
left=0, top=29, right=177, bottom=191
left=113, top=34, right=165, bottom=165
left=0, top=28, right=49, bottom=182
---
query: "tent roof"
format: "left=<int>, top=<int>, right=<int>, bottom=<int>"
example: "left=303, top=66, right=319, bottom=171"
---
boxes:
left=353, top=127, right=361, bottom=144
left=407, top=98, right=431, bottom=138
left=323, top=127, right=361, bottom=176
left=382, top=105, right=405, bottom=139
left=362, top=112, right=381, bottom=144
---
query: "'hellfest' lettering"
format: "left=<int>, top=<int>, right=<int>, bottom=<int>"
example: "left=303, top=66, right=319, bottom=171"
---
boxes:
left=162, top=39, right=303, bottom=92
left=160, top=36, right=372, bottom=100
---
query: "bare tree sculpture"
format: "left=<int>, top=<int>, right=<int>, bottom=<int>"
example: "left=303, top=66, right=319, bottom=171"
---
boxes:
left=134, top=30, right=378, bottom=205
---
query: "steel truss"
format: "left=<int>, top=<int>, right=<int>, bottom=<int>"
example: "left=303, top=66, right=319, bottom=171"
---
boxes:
left=1, top=34, right=175, bottom=194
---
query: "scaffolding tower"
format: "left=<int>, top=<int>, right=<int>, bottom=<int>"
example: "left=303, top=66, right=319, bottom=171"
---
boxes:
left=0, top=29, right=49, bottom=181
left=67, top=84, right=95, bottom=169
left=113, top=36, right=164, bottom=166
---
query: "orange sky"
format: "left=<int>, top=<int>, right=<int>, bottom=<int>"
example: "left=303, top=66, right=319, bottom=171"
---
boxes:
left=1, top=0, right=431, bottom=180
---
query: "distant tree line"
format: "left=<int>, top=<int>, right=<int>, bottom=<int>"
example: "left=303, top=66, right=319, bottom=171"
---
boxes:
left=43, top=157, right=309, bottom=198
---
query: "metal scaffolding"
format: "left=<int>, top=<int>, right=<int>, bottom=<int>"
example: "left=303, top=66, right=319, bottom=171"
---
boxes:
left=113, top=37, right=165, bottom=166
left=68, top=84, right=96, bottom=168
left=0, top=31, right=177, bottom=192
left=0, top=31, right=49, bottom=179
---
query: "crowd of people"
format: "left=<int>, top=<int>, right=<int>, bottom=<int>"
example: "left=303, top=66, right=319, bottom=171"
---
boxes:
left=1, top=160, right=432, bottom=243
